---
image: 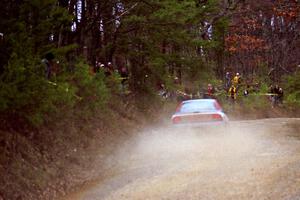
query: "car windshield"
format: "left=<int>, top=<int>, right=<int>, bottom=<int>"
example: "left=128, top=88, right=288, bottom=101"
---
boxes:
left=179, top=101, right=217, bottom=113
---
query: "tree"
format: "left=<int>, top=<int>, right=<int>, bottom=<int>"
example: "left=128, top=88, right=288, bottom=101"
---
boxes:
left=0, top=0, right=82, bottom=125
left=224, top=0, right=300, bottom=82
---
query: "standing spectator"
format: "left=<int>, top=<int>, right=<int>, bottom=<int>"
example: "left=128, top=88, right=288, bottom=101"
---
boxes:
left=107, top=62, right=114, bottom=72
left=158, top=83, right=169, bottom=99
left=94, top=61, right=100, bottom=73
left=119, top=66, right=129, bottom=91
left=254, top=82, right=260, bottom=93
left=120, top=66, right=128, bottom=80
left=232, top=72, right=241, bottom=89
left=277, top=87, right=284, bottom=104
left=205, top=83, right=215, bottom=99
left=269, top=84, right=281, bottom=107
left=174, top=76, right=180, bottom=85
left=225, top=72, right=231, bottom=89
left=269, top=84, right=276, bottom=106
left=104, top=63, right=112, bottom=76
left=42, top=52, right=55, bottom=79
left=273, top=84, right=283, bottom=105
left=274, top=84, right=279, bottom=92
left=228, top=85, right=237, bottom=102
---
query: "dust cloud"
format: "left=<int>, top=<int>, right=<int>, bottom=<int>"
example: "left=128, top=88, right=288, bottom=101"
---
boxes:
left=65, top=118, right=300, bottom=200
left=111, top=121, right=273, bottom=170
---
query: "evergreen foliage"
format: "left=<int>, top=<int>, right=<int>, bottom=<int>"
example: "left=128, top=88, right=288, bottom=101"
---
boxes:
left=1, top=0, right=299, bottom=126
left=0, top=0, right=108, bottom=125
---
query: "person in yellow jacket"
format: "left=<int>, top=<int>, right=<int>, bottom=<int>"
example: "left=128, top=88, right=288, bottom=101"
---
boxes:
left=228, top=85, right=237, bottom=101
left=232, top=72, right=241, bottom=87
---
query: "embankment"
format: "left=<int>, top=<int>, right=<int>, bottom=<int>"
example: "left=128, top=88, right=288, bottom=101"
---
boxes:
left=0, top=98, right=166, bottom=200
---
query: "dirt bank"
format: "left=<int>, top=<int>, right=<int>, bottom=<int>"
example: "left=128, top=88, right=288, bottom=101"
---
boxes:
left=0, top=99, right=163, bottom=200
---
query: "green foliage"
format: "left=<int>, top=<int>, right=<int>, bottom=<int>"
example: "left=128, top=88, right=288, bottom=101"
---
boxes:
left=0, top=54, right=111, bottom=126
left=0, top=51, right=77, bottom=125
left=283, top=72, right=300, bottom=106
left=73, top=61, right=110, bottom=112
left=242, top=94, right=270, bottom=110
left=0, top=0, right=112, bottom=126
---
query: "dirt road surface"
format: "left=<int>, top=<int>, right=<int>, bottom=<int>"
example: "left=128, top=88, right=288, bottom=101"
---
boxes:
left=63, top=118, right=300, bottom=200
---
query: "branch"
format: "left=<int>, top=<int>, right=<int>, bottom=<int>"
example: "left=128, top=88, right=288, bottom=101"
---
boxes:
left=105, top=3, right=139, bottom=25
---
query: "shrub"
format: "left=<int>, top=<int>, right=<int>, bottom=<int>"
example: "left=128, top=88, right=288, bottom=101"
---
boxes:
left=0, top=52, right=77, bottom=125
left=72, top=61, right=110, bottom=113
left=283, top=72, right=300, bottom=106
left=0, top=53, right=111, bottom=126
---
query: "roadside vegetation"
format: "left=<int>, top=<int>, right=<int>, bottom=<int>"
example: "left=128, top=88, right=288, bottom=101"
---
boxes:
left=0, top=0, right=300, bottom=199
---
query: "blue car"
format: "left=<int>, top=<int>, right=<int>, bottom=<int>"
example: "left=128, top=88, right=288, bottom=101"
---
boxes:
left=171, top=99, right=228, bottom=126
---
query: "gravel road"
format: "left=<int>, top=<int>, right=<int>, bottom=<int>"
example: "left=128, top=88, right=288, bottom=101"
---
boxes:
left=63, top=118, right=300, bottom=200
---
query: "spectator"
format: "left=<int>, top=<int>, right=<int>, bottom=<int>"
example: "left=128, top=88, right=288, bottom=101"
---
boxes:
left=225, top=72, right=231, bottom=89
left=254, top=82, right=260, bottom=92
left=104, top=63, right=112, bottom=76
left=205, top=83, right=215, bottom=99
left=120, top=66, right=128, bottom=76
left=94, top=61, right=101, bottom=73
left=228, top=85, right=237, bottom=102
left=97, top=63, right=105, bottom=73
left=119, top=66, right=129, bottom=93
left=158, top=83, right=169, bottom=99
left=232, top=72, right=241, bottom=88
left=42, top=52, right=55, bottom=79
left=269, top=84, right=276, bottom=106
left=107, top=62, right=114, bottom=72
left=273, top=84, right=283, bottom=105
left=277, top=87, right=284, bottom=104
left=274, top=84, right=279, bottom=91
left=174, top=76, right=180, bottom=85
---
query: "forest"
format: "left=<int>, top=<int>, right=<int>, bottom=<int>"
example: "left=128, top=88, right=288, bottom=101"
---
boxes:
left=1, top=0, right=300, bottom=125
